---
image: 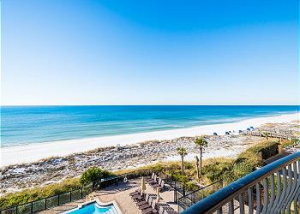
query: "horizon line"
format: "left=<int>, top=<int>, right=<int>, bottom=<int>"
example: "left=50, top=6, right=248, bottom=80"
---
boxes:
left=1, top=104, right=300, bottom=107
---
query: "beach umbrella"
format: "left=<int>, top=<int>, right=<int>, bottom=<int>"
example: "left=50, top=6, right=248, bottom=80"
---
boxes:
left=156, top=187, right=161, bottom=203
left=141, top=177, right=146, bottom=194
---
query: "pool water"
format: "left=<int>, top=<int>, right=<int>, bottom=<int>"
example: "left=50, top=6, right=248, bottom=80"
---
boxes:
left=66, top=202, right=118, bottom=214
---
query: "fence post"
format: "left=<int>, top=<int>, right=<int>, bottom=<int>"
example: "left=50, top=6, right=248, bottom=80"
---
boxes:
left=69, top=191, right=72, bottom=202
left=58, top=194, right=60, bottom=206
left=44, top=198, right=46, bottom=210
left=31, top=202, right=33, bottom=214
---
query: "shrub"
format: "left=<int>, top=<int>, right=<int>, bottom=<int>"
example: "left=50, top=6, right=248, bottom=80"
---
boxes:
left=281, top=139, right=298, bottom=148
left=80, top=167, right=112, bottom=187
left=202, top=158, right=234, bottom=182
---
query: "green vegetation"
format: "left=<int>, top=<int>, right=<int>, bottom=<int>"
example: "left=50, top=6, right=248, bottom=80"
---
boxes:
left=0, top=178, right=81, bottom=209
left=194, top=136, right=208, bottom=181
left=0, top=167, right=112, bottom=209
left=0, top=138, right=293, bottom=210
left=281, top=138, right=298, bottom=148
left=80, top=167, right=112, bottom=188
left=206, top=139, right=281, bottom=184
left=261, top=131, right=270, bottom=140
left=177, top=147, right=187, bottom=175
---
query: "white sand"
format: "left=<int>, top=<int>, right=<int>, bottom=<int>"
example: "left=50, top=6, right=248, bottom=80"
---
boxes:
left=0, top=113, right=299, bottom=167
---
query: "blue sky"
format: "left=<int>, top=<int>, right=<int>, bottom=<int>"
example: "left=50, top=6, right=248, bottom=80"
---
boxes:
left=1, top=0, right=299, bottom=105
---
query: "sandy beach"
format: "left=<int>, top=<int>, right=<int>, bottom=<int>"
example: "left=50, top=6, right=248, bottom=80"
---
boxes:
left=1, top=113, right=299, bottom=167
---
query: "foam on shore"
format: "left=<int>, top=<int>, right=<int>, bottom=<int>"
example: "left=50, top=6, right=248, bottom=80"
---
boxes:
left=1, top=113, right=299, bottom=167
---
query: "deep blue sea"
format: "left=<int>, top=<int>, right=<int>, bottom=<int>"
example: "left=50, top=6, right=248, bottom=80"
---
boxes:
left=1, top=106, right=299, bottom=147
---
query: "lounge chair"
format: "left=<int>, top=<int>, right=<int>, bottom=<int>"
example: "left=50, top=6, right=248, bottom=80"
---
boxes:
left=164, top=210, right=178, bottom=214
left=137, top=193, right=150, bottom=206
left=132, top=193, right=144, bottom=202
left=148, top=174, right=158, bottom=185
left=151, top=178, right=162, bottom=189
left=160, top=181, right=165, bottom=190
left=130, top=189, right=140, bottom=196
left=161, top=206, right=178, bottom=214
left=157, top=203, right=171, bottom=214
left=151, top=178, right=161, bottom=186
left=146, top=173, right=156, bottom=183
left=139, top=194, right=157, bottom=210
left=142, top=200, right=158, bottom=214
left=159, top=206, right=165, bottom=214
left=139, top=203, right=151, bottom=210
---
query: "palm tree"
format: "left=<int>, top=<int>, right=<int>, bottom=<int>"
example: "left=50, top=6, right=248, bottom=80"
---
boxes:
left=195, top=156, right=200, bottom=180
left=195, top=136, right=208, bottom=181
left=177, top=147, right=187, bottom=175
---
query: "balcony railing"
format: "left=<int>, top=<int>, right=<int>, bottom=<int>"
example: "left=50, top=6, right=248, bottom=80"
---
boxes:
left=182, top=151, right=300, bottom=214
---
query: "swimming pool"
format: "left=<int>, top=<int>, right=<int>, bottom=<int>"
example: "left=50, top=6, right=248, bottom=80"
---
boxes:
left=65, top=201, right=120, bottom=214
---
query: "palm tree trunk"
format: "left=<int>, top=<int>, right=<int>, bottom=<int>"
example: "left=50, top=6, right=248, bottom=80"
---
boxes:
left=199, top=147, right=203, bottom=182
left=196, top=157, right=200, bottom=180
left=181, top=156, right=184, bottom=175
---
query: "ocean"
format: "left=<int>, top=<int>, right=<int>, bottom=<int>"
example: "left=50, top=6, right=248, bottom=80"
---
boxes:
left=1, top=105, right=299, bottom=148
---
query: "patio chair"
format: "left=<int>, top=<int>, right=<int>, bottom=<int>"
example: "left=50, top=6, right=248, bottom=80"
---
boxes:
left=163, top=210, right=178, bottom=214
left=157, top=203, right=172, bottom=214
left=148, top=174, right=158, bottom=185
left=132, top=192, right=144, bottom=202
left=137, top=193, right=150, bottom=207
left=151, top=179, right=163, bottom=189
left=130, top=188, right=140, bottom=196
left=159, top=181, right=165, bottom=190
left=142, top=200, right=158, bottom=214
left=162, top=206, right=178, bottom=214
left=151, top=177, right=162, bottom=187
left=139, top=202, right=152, bottom=211
left=146, top=173, right=156, bottom=183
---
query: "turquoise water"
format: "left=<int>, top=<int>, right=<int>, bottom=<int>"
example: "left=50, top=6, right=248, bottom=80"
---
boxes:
left=66, top=203, right=115, bottom=214
left=1, top=105, right=299, bottom=147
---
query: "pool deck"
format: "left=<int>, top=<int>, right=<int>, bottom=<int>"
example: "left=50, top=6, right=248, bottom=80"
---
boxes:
left=40, top=178, right=177, bottom=214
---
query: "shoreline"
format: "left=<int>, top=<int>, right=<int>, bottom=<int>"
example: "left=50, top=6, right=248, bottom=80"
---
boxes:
left=1, top=112, right=299, bottom=167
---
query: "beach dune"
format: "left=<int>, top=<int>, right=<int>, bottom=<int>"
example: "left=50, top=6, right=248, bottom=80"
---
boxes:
left=0, top=113, right=299, bottom=167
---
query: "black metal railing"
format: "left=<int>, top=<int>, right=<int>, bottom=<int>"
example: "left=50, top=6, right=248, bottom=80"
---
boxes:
left=183, top=151, right=300, bottom=214
left=0, top=171, right=153, bottom=214
left=0, top=184, right=93, bottom=214
left=177, top=180, right=223, bottom=212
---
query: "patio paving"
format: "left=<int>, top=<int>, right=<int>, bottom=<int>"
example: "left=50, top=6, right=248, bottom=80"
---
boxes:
left=40, top=177, right=177, bottom=213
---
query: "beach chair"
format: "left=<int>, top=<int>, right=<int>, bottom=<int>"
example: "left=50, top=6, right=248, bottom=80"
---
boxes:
left=156, top=203, right=172, bottom=214
left=139, top=203, right=151, bottom=211
left=130, top=189, right=140, bottom=196
left=137, top=193, right=150, bottom=207
left=139, top=194, right=157, bottom=210
left=151, top=178, right=162, bottom=189
left=142, top=200, right=158, bottom=214
left=151, top=177, right=161, bottom=187
left=159, top=206, right=166, bottom=214
left=146, top=173, right=156, bottom=183
left=148, top=174, right=158, bottom=185
left=159, top=180, right=165, bottom=190
left=162, top=206, right=178, bottom=214
left=132, top=192, right=144, bottom=202
left=164, top=210, right=178, bottom=214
